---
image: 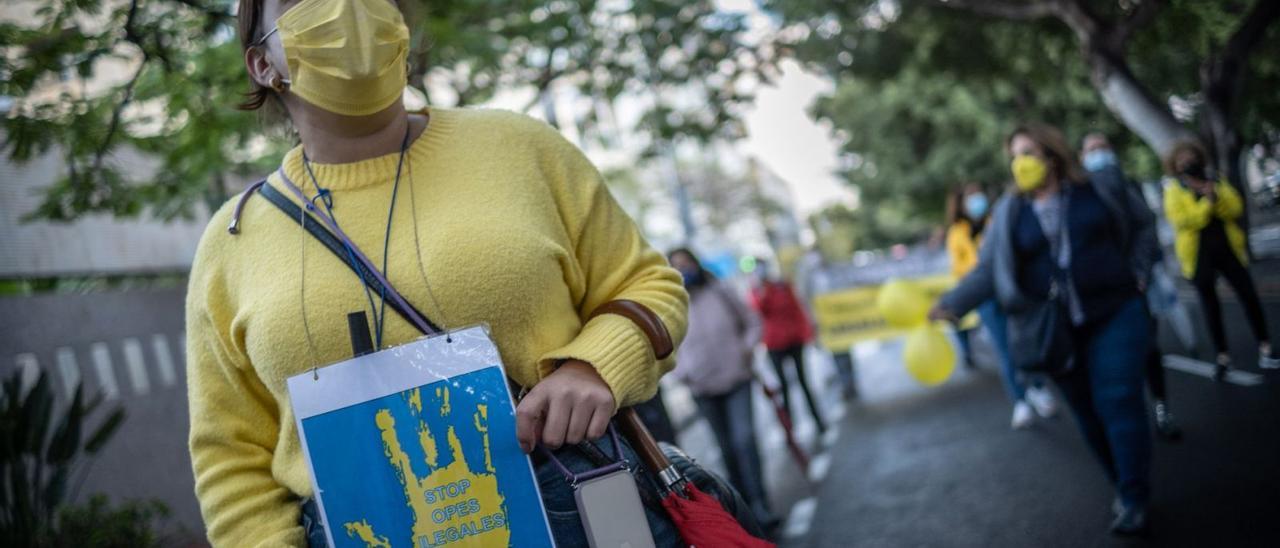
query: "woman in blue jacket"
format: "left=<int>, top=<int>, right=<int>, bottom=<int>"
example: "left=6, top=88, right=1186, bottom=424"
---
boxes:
left=931, top=123, right=1156, bottom=537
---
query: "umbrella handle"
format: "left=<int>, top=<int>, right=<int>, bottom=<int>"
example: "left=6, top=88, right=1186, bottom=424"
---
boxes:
left=617, top=408, right=686, bottom=492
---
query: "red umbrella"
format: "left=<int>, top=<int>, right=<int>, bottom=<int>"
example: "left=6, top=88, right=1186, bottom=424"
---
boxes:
left=753, top=373, right=811, bottom=474
left=619, top=410, right=775, bottom=548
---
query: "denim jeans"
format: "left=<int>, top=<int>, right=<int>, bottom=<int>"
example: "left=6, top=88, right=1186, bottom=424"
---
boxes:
left=1052, top=296, right=1153, bottom=507
left=694, top=381, right=771, bottom=520
left=303, top=433, right=684, bottom=547
left=978, top=300, right=1045, bottom=402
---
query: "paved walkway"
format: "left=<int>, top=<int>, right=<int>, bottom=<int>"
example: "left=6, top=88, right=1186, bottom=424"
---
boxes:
left=663, top=259, right=1280, bottom=547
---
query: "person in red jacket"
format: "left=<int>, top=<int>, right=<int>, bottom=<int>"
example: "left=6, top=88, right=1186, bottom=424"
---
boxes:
left=750, top=260, right=828, bottom=435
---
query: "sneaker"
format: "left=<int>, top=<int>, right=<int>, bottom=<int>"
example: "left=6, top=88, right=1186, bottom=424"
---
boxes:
left=1025, top=386, right=1058, bottom=418
left=1213, top=354, right=1231, bottom=382
left=1260, top=344, right=1280, bottom=369
left=1011, top=401, right=1034, bottom=430
left=1111, top=497, right=1124, bottom=516
left=1154, top=400, right=1182, bottom=441
left=1110, top=504, right=1150, bottom=537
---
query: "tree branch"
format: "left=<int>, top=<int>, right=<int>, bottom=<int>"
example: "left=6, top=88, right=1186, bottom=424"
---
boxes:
left=1220, top=0, right=1280, bottom=65
left=90, top=60, right=147, bottom=176
left=90, top=0, right=147, bottom=177
left=165, top=0, right=234, bottom=22
left=929, top=0, right=1058, bottom=21
left=1111, top=0, right=1165, bottom=50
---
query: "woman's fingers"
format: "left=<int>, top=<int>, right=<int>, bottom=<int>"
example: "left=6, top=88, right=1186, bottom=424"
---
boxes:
left=540, top=391, right=572, bottom=449
left=515, top=390, right=546, bottom=453
left=520, top=359, right=617, bottom=452
left=564, top=397, right=594, bottom=446
left=585, top=399, right=612, bottom=441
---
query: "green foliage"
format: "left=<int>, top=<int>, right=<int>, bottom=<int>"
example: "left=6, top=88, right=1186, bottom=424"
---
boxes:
left=55, top=494, right=170, bottom=548
left=2, top=0, right=774, bottom=222
left=0, top=370, right=127, bottom=545
left=766, top=0, right=1280, bottom=242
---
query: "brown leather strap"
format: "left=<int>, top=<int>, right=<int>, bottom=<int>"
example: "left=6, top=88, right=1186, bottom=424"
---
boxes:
left=587, top=299, right=674, bottom=360
left=616, top=407, right=672, bottom=475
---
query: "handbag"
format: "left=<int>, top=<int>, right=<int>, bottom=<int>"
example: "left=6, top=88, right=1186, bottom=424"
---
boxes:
left=1006, top=195, right=1076, bottom=375
left=245, top=180, right=763, bottom=541
left=1007, top=279, right=1074, bottom=374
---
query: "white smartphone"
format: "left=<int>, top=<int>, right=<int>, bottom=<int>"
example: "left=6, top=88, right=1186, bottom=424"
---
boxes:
left=573, top=469, right=657, bottom=548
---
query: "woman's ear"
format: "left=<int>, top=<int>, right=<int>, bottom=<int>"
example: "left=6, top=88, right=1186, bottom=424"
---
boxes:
left=244, top=46, right=279, bottom=90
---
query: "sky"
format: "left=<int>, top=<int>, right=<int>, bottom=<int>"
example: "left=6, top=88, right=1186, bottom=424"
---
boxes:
left=469, top=2, right=852, bottom=221
left=737, top=59, right=853, bottom=216
left=717, top=2, right=853, bottom=218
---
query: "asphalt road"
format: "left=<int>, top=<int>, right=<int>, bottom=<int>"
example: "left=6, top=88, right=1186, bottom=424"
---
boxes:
left=663, top=259, right=1280, bottom=547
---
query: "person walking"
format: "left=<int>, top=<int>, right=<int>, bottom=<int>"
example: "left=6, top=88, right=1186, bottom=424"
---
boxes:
left=667, top=248, right=779, bottom=530
left=750, top=260, right=828, bottom=436
left=931, top=123, right=1158, bottom=536
left=1082, top=133, right=1182, bottom=440
left=946, top=183, right=1056, bottom=429
left=187, top=1, right=689, bottom=545
left=1162, top=141, right=1280, bottom=377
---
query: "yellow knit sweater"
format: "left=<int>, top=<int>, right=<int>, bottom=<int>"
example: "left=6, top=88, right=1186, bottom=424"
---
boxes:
left=185, top=108, right=688, bottom=547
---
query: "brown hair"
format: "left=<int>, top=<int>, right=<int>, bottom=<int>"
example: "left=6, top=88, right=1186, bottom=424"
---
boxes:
left=1006, top=123, right=1087, bottom=185
left=236, top=0, right=273, bottom=112
left=1162, top=140, right=1210, bottom=176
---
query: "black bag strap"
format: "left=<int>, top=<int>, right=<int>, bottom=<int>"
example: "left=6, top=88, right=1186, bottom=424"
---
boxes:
left=253, top=181, right=444, bottom=335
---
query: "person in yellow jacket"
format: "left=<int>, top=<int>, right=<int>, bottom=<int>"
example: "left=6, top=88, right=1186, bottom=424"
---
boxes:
left=946, top=183, right=1056, bottom=429
left=1162, top=141, right=1278, bottom=378
left=186, top=1, right=688, bottom=546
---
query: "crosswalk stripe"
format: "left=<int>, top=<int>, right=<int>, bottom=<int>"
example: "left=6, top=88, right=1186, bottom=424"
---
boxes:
left=56, top=347, right=81, bottom=398
left=152, top=334, right=177, bottom=387
left=1163, top=355, right=1264, bottom=387
left=121, top=338, right=150, bottom=396
left=783, top=496, right=818, bottom=538
left=90, top=342, right=120, bottom=400
left=14, top=353, right=40, bottom=396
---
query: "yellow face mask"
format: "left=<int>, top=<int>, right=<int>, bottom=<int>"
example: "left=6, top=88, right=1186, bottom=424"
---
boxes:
left=264, top=0, right=410, bottom=116
left=1011, top=155, right=1048, bottom=192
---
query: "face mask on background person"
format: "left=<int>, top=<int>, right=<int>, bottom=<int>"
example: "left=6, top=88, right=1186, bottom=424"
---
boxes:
left=257, top=0, right=411, bottom=116
left=1011, top=155, right=1049, bottom=192
left=1180, top=160, right=1208, bottom=182
left=679, top=268, right=704, bottom=287
left=964, top=193, right=989, bottom=219
left=1082, top=149, right=1117, bottom=172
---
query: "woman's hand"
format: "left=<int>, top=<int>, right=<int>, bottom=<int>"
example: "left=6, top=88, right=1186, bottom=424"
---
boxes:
left=928, top=304, right=958, bottom=323
left=515, top=359, right=616, bottom=453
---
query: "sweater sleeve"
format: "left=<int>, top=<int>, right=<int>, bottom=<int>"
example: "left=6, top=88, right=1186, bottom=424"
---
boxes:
left=946, top=223, right=975, bottom=279
left=532, top=124, right=690, bottom=408
left=186, top=228, right=304, bottom=547
left=1164, top=182, right=1213, bottom=231
left=1214, top=181, right=1244, bottom=221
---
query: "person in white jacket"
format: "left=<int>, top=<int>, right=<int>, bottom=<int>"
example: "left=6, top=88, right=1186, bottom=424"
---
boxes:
left=667, top=248, right=777, bottom=530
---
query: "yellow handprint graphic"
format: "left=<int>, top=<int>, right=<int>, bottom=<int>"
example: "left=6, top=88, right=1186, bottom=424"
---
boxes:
left=344, top=386, right=510, bottom=548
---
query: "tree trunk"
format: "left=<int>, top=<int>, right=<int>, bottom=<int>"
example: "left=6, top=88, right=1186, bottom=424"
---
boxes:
left=1195, top=0, right=1280, bottom=237
left=1085, top=49, right=1196, bottom=160
left=1199, top=80, right=1246, bottom=224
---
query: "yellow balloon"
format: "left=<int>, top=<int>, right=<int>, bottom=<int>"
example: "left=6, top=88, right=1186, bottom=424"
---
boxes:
left=902, top=325, right=956, bottom=386
left=877, top=279, right=930, bottom=328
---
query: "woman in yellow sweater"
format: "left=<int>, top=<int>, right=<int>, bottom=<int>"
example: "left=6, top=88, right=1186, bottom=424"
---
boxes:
left=1162, top=141, right=1277, bottom=378
left=187, top=1, right=688, bottom=545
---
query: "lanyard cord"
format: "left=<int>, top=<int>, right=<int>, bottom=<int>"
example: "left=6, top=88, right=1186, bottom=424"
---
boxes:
left=375, top=126, right=413, bottom=347
left=300, top=120, right=412, bottom=349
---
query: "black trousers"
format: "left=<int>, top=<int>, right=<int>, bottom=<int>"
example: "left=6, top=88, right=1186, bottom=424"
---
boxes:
left=767, top=344, right=827, bottom=433
left=1191, top=246, right=1271, bottom=355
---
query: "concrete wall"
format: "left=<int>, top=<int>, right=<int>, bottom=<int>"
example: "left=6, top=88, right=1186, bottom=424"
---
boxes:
left=1, top=288, right=205, bottom=544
